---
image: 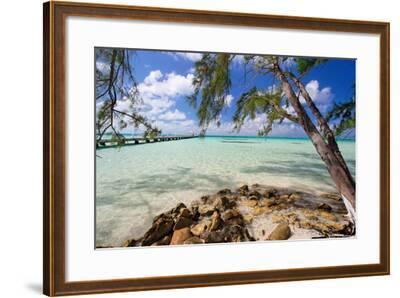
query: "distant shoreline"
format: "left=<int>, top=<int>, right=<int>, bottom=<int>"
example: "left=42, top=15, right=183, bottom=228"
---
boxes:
left=98, top=133, right=356, bottom=142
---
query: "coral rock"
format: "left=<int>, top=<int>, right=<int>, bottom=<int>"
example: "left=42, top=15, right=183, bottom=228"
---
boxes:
left=268, top=223, right=291, bottom=240
left=170, top=227, right=192, bottom=245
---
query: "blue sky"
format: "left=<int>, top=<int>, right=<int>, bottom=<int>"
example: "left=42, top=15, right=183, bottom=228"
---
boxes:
left=99, top=49, right=355, bottom=138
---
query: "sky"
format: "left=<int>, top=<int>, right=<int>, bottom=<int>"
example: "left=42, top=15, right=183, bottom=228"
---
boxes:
left=97, top=49, right=355, bottom=138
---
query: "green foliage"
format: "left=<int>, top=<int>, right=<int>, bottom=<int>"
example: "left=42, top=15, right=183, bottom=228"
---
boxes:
left=233, top=87, right=285, bottom=136
left=334, top=118, right=355, bottom=136
left=96, top=48, right=160, bottom=144
left=188, top=55, right=301, bottom=135
left=187, top=53, right=232, bottom=127
left=295, top=58, right=327, bottom=75
left=326, top=96, right=355, bottom=136
left=143, top=127, right=162, bottom=139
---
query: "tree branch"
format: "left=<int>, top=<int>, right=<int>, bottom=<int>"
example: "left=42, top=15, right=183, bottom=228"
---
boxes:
left=270, top=102, right=299, bottom=123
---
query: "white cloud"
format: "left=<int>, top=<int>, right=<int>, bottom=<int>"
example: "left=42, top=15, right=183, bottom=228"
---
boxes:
left=136, top=70, right=195, bottom=119
left=167, top=52, right=203, bottom=62
left=114, top=98, right=132, bottom=112
left=139, top=70, right=194, bottom=98
left=302, top=80, right=334, bottom=113
left=204, top=112, right=306, bottom=137
left=152, top=119, right=198, bottom=135
left=143, top=70, right=163, bottom=85
left=281, top=57, right=297, bottom=70
left=232, top=55, right=245, bottom=65
left=96, top=61, right=110, bottom=73
left=225, top=94, right=234, bottom=107
left=158, top=109, right=187, bottom=121
left=111, top=70, right=198, bottom=135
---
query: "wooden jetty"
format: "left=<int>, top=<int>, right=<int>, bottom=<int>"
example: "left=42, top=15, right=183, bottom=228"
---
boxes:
left=96, top=135, right=198, bottom=149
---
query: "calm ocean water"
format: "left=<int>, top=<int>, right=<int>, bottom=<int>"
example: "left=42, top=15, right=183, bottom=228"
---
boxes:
left=96, top=136, right=355, bottom=246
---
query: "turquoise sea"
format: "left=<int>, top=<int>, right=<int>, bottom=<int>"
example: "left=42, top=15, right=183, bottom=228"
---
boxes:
left=96, top=136, right=355, bottom=247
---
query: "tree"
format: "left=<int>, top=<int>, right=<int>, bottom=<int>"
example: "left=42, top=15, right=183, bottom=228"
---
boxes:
left=96, top=48, right=160, bottom=146
left=188, top=54, right=356, bottom=219
left=326, top=84, right=355, bottom=137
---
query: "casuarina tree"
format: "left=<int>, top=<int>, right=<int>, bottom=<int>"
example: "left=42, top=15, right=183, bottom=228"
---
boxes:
left=95, top=48, right=160, bottom=146
left=188, top=54, right=356, bottom=219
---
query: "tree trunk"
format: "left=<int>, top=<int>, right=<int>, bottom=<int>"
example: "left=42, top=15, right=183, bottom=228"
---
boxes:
left=288, top=73, right=355, bottom=187
left=274, top=64, right=356, bottom=218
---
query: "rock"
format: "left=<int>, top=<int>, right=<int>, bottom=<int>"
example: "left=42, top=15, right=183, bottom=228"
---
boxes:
left=213, top=196, right=235, bottom=211
left=289, top=193, right=302, bottom=201
left=298, top=220, right=313, bottom=229
left=190, top=206, right=200, bottom=221
left=284, top=213, right=298, bottom=224
left=152, top=212, right=167, bottom=223
left=191, top=222, right=208, bottom=236
left=241, top=199, right=258, bottom=207
left=225, top=216, right=244, bottom=227
left=208, top=211, right=222, bottom=231
left=273, top=203, right=289, bottom=211
left=170, top=227, right=192, bottom=245
left=123, top=238, right=137, bottom=247
left=268, top=223, right=291, bottom=240
left=271, top=213, right=286, bottom=223
left=179, top=208, right=192, bottom=218
left=171, top=203, right=187, bottom=215
left=174, top=216, right=194, bottom=230
left=317, top=203, right=332, bottom=211
left=313, top=222, right=330, bottom=233
left=221, top=209, right=244, bottom=226
left=201, top=230, right=225, bottom=243
left=263, top=188, right=278, bottom=198
left=329, top=222, right=346, bottom=232
left=200, top=195, right=210, bottom=204
left=248, top=190, right=262, bottom=199
left=243, top=214, right=254, bottom=224
left=252, top=206, right=271, bottom=216
left=141, top=215, right=174, bottom=246
left=259, top=198, right=275, bottom=207
left=230, top=194, right=240, bottom=201
left=279, top=194, right=290, bottom=200
left=151, top=235, right=171, bottom=246
left=202, top=225, right=251, bottom=243
left=190, top=200, right=201, bottom=208
left=337, top=221, right=355, bottom=236
left=244, top=228, right=256, bottom=241
left=320, top=192, right=342, bottom=201
left=304, top=214, right=319, bottom=221
left=221, top=209, right=241, bottom=221
left=319, top=210, right=337, bottom=222
left=217, top=188, right=231, bottom=195
left=237, top=184, right=249, bottom=195
left=184, top=236, right=205, bottom=245
left=222, top=225, right=254, bottom=242
left=198, top=204, right=215, bottom=216
left=223, top=226, right=242, bottom=242
left=303, top=209, right=317, bottom=217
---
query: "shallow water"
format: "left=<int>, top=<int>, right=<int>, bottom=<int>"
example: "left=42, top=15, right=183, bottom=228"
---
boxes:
left=96, top=136, right=355, bottom=246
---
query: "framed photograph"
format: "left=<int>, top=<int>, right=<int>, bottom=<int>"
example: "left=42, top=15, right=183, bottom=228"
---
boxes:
left=43, top=1, right=390, bottom=296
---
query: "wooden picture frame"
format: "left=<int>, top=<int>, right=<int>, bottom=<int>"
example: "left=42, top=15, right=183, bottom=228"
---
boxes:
left=43, top=1, right=390, bottom=296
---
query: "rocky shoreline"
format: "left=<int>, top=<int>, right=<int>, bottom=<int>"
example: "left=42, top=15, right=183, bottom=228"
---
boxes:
left=103, top=184, right=355, bottom=248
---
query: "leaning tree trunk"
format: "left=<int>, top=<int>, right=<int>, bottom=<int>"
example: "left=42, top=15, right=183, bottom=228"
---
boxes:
left=288, top=73, right=355, bottom=187
left=274, top=65, right=356, bottom=220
